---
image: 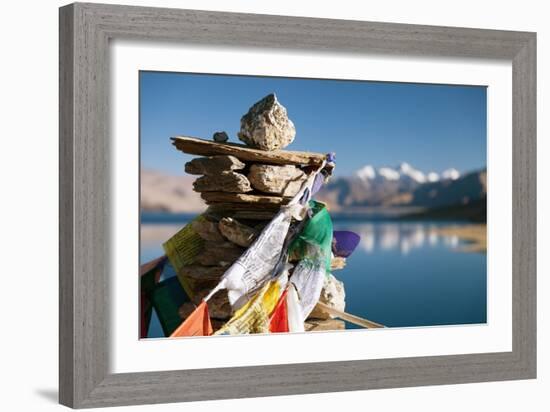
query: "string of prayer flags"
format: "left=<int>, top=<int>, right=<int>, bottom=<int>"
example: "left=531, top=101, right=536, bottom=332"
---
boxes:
left=214, top=210, right=294, bottom=310
left=206, top=165, right=324, bottom=311
left=170, top=300, right=213, bottom=338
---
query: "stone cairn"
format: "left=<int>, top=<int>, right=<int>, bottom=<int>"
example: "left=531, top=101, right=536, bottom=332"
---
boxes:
left=172, top=94, right=347, bottom=332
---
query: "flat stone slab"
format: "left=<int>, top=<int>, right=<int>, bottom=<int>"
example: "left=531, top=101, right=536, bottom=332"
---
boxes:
left=304, top=318, right=346, bottom=331
left=218, top=217, right=259, bottom=247
left=193, top=172, right=252, bottom=193
left=191, top=218, right=225, bottom=242
left=171, top=136, right=325, bottom=166
left=200, top=191, right=289, bottom=205
left=194, top=240, right=245, bottom=266
left=206, top=202, right=282, bottom=214
left=185, top=155, right=245, bottom=175
left=177, top=264, right=226, bottom=291
left=179, top=264, right=226, bottom=283
left=205, top=205, right=278, bottom=221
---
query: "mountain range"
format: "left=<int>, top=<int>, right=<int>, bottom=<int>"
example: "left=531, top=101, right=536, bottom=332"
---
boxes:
left=141, top=163, right=487, bottom=220
left=316, top=162, right=486, bottom=211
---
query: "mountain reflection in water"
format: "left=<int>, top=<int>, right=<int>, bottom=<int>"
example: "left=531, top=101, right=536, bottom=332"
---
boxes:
left=346, top=222, right=460, bottom=255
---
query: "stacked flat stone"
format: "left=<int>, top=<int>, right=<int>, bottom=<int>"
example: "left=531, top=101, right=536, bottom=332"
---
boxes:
left=171, top=94, right=346, bottom=331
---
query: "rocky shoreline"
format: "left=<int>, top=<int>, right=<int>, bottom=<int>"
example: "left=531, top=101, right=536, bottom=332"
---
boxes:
left=436, top=224, right=487, bottom=253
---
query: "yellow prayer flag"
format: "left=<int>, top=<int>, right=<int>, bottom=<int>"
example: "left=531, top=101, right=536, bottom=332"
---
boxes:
left=214, top=281, right=281, bottom=335
left=162, top=215, right=205, bottom=298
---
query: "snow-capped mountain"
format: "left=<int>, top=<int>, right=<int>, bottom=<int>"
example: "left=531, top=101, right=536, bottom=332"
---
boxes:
left=317, top=163, right=485, bottom=211
left=355, top=162, right=461, bottom=187
left=441, top=168, right=460, bottom=181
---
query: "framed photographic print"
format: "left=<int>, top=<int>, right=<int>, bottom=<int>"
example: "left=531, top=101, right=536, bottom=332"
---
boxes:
left=59, top=2, right=536, bottom=408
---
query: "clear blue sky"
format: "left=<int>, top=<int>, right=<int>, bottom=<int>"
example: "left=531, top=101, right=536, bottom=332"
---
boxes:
left=140, top=71, right=486, bottom=176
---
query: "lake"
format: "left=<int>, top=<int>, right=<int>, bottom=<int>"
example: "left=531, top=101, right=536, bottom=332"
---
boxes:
left=141, top=219, right=487, bottom=332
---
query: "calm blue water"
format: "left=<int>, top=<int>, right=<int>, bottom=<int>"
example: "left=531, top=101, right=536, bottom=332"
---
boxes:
left=141, top=220, right=486, bottom=330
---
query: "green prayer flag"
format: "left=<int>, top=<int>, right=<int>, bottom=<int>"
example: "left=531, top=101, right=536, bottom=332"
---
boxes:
left=151, top=277, right=190, bottom=337
left=288, top=201, right=333, bottom=272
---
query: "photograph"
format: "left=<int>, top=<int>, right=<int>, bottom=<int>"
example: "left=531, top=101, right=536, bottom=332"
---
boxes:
left=139, top=72, right=487, bottom=339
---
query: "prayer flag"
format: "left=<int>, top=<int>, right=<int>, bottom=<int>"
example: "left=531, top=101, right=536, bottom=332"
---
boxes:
left=269, top=289, right=289, bottom=333
left=170, top=300, right=213, bottom=338
left=332, top=231, right=361, bottom=258
left=286, top=285, right=305, bottom=332
left=152, top=276, right=190, bottom=336
left=215, top=210, right=294, bottom=309
left=290, top=259, right=326, bottom=321
left=215, top=280, right=282, bottom=335
left=163, top=215, right=206, bottom=298
left=288, top=201, right=334, bottom=320
left=288, top=201, right=333, bottom=271
left=140, top=256, right=167, bottom=338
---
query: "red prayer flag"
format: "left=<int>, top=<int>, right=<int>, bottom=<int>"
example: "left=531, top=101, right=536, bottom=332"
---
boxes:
left=170, top=300, right=213, bottom=337
left=269, top=290, right=289, bottom=333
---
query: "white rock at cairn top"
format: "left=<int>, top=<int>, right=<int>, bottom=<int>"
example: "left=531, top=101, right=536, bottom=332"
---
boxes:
left=237, top=93, right=296, bottom=151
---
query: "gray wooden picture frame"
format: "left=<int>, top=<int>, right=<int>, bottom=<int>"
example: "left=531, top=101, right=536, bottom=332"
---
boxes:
left=59, top=2, right=536, bottom=408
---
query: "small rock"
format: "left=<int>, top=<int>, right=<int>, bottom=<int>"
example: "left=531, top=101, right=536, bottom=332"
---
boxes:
left=193, top=172, right=252, bottom=193
left=205, top=205, right=278, bottom=221
left=238, top=93, right=296, bottom=151
left=194, top=241, right=245, bottom=266
left=248, top=164, right=306, bottom=196
left=185, top=155, right=245, bottom=175
left=178, top=291, right=232, bottom=322
left=178, top=302, right=197, bottom=320
left=179, top=264, right=227, bottom=283
left=193, top=289, right=232, bottom=320
left=210, top=319, right=226, bottom=332
left=191, top=218, right=225, bottom=242
left=330, top=257, right=347, bottom=271
left=200, top=191, right=288, bottom=206
left=254, top=222, right=269, bottom=231
left=230, top=210, right=279, bottom=221
left=304, top=318, right=345, bottom=331
left=206, top=202, right=282, bottom=213
left=213, top=131, right=229, bottom=143
left=178, top=265, right=227, bottom=290
left=218, top=217, right=259, bottom=247
left=308, top=274, right=346, bottom=320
